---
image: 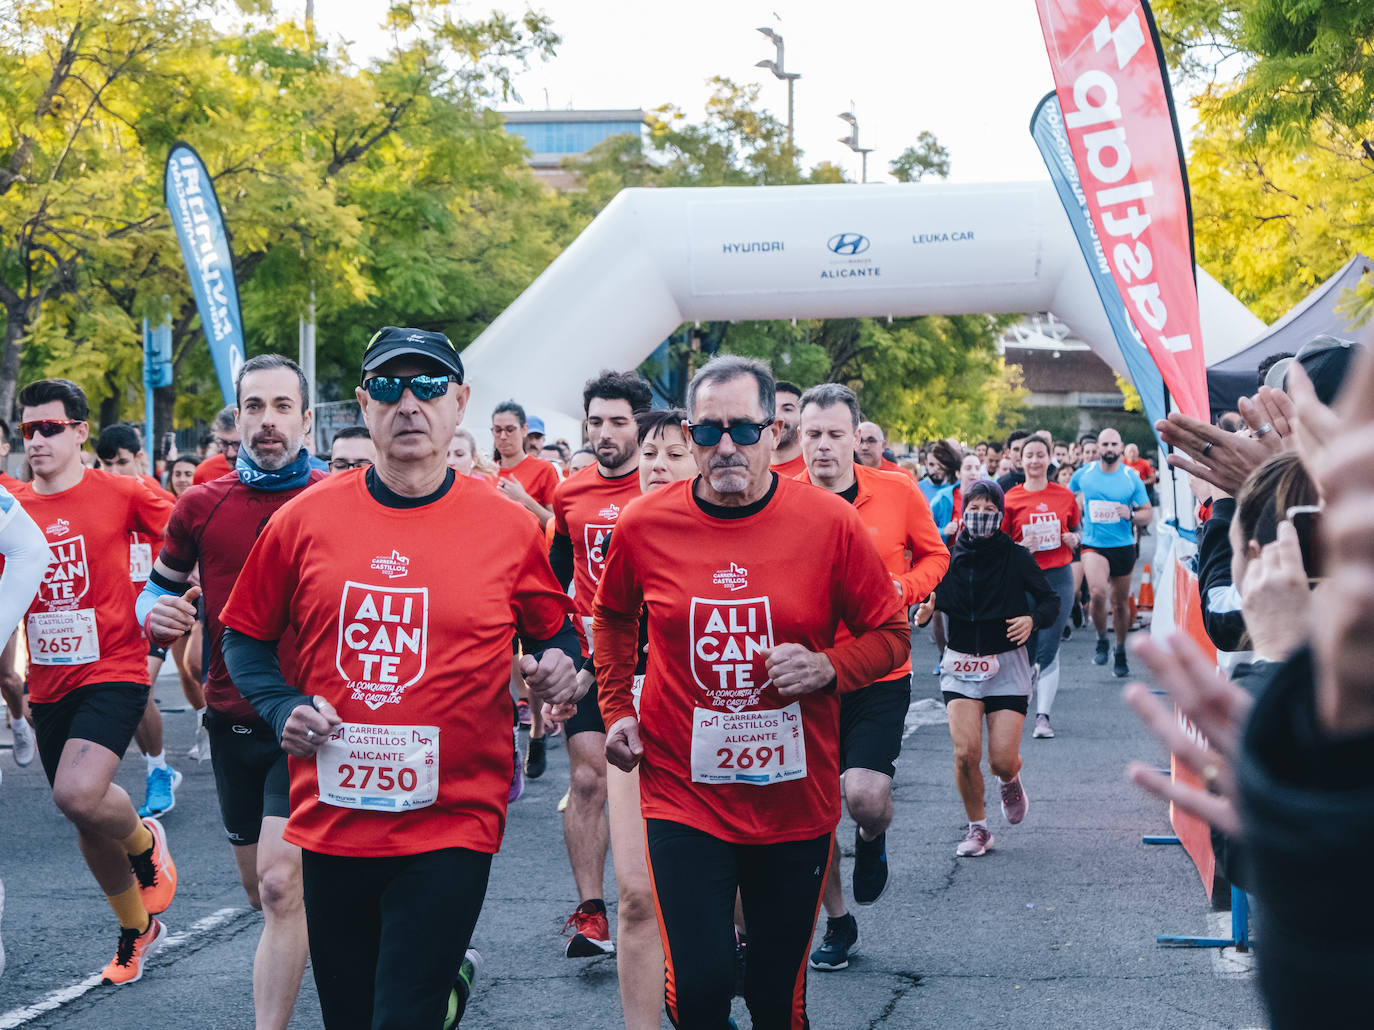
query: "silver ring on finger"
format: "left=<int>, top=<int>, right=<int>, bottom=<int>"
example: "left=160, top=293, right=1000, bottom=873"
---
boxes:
left=1201, top=441, right=1214, bottom=457
left=1255, top=423, right=1274, bottom=439
left=306, top=728, right=315, bottom=741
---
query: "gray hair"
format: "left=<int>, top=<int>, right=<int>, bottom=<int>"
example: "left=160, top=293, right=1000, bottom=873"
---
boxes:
left=798, top=383, right=860, bottom=428
left=686, top=355, right=775, bottom=422
left=213, top=404, right=237, bottom=432
left=235, top=354, right=311, bottom=411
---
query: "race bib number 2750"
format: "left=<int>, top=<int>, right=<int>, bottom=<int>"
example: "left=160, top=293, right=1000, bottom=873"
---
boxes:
left=315, top=723, right=439, bottom=812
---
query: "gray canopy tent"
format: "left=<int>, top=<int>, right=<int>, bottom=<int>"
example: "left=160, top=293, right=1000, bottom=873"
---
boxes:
left=1207, top=254, right=1372, bottom=416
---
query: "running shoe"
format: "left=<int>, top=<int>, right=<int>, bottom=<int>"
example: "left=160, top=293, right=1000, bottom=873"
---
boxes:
left=563, top=899, right=614, bottom=957
left=1032, top=714, right=1054, bottom=739
left=1000, top=775, right=1029, bottom=825
left=508, top=729, right=524, bottom=803
left=1093, top=637, right=1110, bottom=666
left=1061, top=623, right=1072, bottom=642
left=10, top=717, right=35, bottom=767
left=100, top=917, right=166, bottom=985
left=852, top=828, right=889, bottom=905
left=557, top=790, right=570, bottom=813
left=808, top=913, right=858, bottom=971
left=186, top=720, right=211, bottom=762
left=1071, top=600, right=1083, bottom=628
left=138, top=766, right=181, bottom=819
left=1114, top=646, right=1129, bottom=678
left=130, top=816, right=177, bottom=914
left=955, top=824, right=993, bottom=857
left=443, top=947, right=482, bottom=1029
left=516, top=699, right=532, bottom=728
left=525, top=736, right=546, bottom=779
left=931, top=659, right=942, bottom=676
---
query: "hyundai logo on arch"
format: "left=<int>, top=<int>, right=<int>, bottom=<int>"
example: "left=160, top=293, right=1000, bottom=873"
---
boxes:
left=826, top=232, right=870, bottom=256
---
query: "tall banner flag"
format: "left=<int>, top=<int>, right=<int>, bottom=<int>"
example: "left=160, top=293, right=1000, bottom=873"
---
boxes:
left=164, top=142, right=245, bottom=405
left=1030, top=91, right=1167, bottom=439
left=1034, top=0, right=1209, bottom=420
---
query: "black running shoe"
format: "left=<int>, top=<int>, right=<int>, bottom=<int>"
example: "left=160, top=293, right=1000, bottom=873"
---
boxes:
left=809, top=913, right=858, bottom=971
left=525, top=737, right=546, bottom=779
left=1071, top=601, right=1083, bottom=628
left=1093, top=637, right=1110, bottom=665
left=1114, top=646, right=1129, bottom=678
left=852, top=828, right=889, bottom=906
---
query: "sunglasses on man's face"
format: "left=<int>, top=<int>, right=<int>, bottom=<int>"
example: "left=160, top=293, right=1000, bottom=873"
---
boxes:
left=362, top=374, right=453, bottom=404
left=18, top=419, right=84, bottom=440
left=686, top=420, right=771, bottom=447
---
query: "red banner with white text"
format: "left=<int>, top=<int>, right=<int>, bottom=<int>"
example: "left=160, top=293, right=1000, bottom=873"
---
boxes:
left=1034, top=0, right=1209, bottom=421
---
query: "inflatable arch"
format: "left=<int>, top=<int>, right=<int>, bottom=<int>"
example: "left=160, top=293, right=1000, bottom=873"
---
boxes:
left=462, top=180, right=1263, bottom=449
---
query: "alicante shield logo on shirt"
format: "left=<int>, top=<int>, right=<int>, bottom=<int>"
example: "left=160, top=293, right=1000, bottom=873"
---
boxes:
left=336, top=581, right=429, bottom=710
left=689, top=596, right=775, bottom=712
left=41, top=535, right=90, bottom=607
left=584, top=523, right=613, bottom=583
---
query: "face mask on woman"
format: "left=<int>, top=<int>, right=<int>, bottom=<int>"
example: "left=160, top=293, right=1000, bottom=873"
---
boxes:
left=964, top=509, right=1001, bottom=539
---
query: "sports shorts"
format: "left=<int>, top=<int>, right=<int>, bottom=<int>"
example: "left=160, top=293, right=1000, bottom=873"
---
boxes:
left=1083, top=543, right=1136, bottom=579
left=941, top=691, right=1029, bottom=716
left=565, top=654, right=605, bottom=738
left=838, top=675, right=911, bottom=778
left=148, top=641, right=169, bottom=661
left=206, top=707, right=290, bottom=845
left=32, top=681, right=149, bottom=786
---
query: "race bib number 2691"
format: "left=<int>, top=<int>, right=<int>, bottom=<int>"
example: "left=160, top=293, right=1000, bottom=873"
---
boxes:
left=690, top=704, right=807, bottom=786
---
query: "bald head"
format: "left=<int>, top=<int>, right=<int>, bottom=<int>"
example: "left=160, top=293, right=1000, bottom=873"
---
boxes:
left=856, top=420, right=885, bottom=469
left=1097, top=428, right=1123, bottom=468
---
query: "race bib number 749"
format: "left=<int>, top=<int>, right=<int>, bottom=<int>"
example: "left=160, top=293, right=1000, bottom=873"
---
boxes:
left=690, top=704, right=807, bottom=786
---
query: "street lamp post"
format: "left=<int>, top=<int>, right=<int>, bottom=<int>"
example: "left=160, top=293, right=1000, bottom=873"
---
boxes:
left=755, top=27, right=801, bottom=148
left=837, top=107, right=875, bottom=183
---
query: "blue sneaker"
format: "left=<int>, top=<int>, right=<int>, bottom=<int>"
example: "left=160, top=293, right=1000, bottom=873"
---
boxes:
left=138, top=766, right=182, bottom=818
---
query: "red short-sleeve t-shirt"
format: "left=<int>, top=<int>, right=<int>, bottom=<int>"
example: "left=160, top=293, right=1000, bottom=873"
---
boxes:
left=1002, top=482, right=1081, bottom=570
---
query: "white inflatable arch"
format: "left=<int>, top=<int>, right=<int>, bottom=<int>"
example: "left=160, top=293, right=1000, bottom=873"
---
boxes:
left=462, top=180, right=1261, bottom=446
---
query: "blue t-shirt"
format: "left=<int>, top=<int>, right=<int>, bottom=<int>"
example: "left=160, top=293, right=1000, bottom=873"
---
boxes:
left=1070, top=462, right=1148, bottom=549
left=918, top=478, right=942, bottom=503
left=930, top=484, right=956, bottom=532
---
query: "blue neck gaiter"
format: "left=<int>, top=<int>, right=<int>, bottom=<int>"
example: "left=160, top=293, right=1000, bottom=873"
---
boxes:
left=236, top=447, right=313, bottom=491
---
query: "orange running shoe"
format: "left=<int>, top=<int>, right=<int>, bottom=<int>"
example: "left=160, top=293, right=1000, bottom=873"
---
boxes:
left=129, top=817, right=177, bottom=915
left=101, top=917, right=166, bottom=985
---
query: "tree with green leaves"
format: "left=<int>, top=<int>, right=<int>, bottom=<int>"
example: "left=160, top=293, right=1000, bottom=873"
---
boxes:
left=889, top=131, right=950, bottom=183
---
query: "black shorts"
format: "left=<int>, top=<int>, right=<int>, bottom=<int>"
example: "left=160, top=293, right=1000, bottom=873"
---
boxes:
left=839, top=675, right=911, bottom=778
left=1083, top=543, right=1136, bottom=579
left=564, top=658, right=604, bottom=738
left=941, top=691, right=1029, bottom=716
left=148, top=641, right=169, bottom=661
left=32, top=681, right=149, bottom=786
left=206, top=707, right=290, bottom=845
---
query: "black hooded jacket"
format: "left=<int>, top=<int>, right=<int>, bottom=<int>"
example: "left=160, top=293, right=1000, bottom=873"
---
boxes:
left=933, top=529, right=1059, bottom=656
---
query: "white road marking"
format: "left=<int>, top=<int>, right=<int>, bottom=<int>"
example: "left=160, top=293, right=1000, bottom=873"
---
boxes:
left=903, top=696, right=948, bottom=739
left=0, top=906, right=248, bottom=1028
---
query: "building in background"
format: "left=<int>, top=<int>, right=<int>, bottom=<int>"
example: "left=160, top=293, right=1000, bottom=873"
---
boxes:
left=501, top=109, right=646, bottom=190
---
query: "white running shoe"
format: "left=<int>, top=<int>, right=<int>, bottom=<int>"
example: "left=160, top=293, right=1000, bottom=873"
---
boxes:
left=186, top=722, right=211, bottom=762
left=10, top=718, right=35, bottom=767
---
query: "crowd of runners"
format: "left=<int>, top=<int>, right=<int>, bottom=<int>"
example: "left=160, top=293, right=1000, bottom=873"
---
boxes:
left=2, top=326, right=1370, bottom=1029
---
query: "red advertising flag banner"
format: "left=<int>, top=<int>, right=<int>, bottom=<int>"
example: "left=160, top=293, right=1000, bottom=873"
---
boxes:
left=1034, top=0, right=1210, bottom=420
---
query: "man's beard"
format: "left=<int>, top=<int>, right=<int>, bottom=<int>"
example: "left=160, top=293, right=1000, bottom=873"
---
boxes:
left=777, top=423, right=798, bottom=450
left=246, top=432, right=303, bottom=471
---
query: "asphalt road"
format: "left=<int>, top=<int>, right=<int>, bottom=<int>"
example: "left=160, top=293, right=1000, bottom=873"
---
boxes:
left=0, top=548, right=1267, bottom=1028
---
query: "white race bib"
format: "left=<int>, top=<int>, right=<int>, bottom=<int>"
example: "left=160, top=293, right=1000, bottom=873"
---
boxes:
left=1021, top=518, right=1061, bottom=553
left=941, top=650, right=1000, bottom=683
left=581, top=615, right=595, bottom=655
left=1088, top=499, right=1122, bottom=524
left=129, top=542, right=153, bottom=582
left=315, top=722, right=439, bottom=812
left=690, top=704, right=807, bottom=786
left=27, top=609, right=100, bottom=665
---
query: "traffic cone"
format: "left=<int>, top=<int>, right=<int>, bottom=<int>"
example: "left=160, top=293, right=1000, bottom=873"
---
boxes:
left=1138, top=563, right=1155, bottom=611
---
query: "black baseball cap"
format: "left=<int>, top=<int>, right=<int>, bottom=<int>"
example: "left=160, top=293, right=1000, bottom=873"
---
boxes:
left=361, top=327, right=464, bottom=382
left=1265, top=334, right=1364, bottom=404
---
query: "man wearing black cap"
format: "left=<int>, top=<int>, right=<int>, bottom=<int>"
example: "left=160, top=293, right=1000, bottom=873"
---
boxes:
left=219, top=327, right=583, bottom=1030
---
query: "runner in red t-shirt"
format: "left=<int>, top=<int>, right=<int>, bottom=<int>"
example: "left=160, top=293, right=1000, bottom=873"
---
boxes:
left=594, top=357, right=909, bottom=1029
left=1002, top=437, right=1081, bottom=739
left=141, top=354, right=326, bottom=1028
left=769, top=379, right=806, bottom=478
left=94, top=422, right=183, bottom=818
left=546, top=371, right=652, bottom=964
left=13, top=378, right=177, bottom=986
left=492, top=401, right=559, bottom=528
left=795, top=383, right=949, bottom=972
left=219, top=328, right=580, bottom=1029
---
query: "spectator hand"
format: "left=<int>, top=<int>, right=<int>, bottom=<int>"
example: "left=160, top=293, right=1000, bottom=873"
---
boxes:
left=1156, top=410, right=1272, bottom=496
left=1239, top=520, right=1311, bottom=662
left=1238, top=386, right=1296, bottom=454
left=1123, top=634, right=1251, bottom=838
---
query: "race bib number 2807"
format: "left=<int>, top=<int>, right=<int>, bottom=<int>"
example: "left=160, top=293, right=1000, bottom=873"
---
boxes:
left=690, top=704, right=807, bottom=786
left=315, top=723, right=439, bottom=812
